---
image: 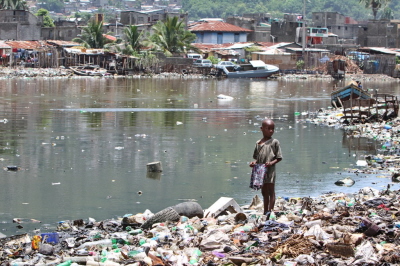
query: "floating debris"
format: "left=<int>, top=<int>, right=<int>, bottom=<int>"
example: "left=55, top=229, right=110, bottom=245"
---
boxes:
left=334, top=177, right=355, bottom=187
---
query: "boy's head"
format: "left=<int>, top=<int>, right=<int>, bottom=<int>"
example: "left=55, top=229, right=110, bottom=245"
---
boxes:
left=260, top=119, right=275, bottom=138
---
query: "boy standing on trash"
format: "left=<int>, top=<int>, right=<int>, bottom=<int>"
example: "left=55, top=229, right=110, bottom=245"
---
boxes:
left=249, top=119, right=282, bottom=218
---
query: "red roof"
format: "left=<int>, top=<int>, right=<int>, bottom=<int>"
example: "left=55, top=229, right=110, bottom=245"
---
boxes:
left=188, top=21, right=252, bottom=33
left=5, top=41, right=48, bottom=50
left=103, top=34, right=117, bottom=41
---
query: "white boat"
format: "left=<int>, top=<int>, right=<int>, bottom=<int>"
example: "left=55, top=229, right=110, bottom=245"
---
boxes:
left=70, top=65, right=108, bottom=76
left=219, top=60, right=279, bottom=78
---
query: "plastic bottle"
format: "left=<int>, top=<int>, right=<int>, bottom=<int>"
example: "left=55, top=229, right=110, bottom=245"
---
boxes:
left=129, top=229, right=142, bottom=235
left=269, top=212, right=276, bottom=220
left=57, top=260, right=73, bottom=266
left=77, top=239, right=113, bottom=249
left=189, top=249, right=202, bottom=265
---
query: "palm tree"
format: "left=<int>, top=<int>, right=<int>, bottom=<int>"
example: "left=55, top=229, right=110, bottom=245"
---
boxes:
left=381, top=7, right=393, bottom=20
left=359, top=0, right=391, bottom=20
left=0, top=0, right=28, bottom=10
left=124, top=25, right=143, bottom=53
left=145, top=16, right=198, bottom=56
left=72, top=20, right=106, bottom=48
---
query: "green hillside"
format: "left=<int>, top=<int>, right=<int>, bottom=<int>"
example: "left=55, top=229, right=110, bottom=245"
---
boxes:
left=181, top=0, right=399, bottom=22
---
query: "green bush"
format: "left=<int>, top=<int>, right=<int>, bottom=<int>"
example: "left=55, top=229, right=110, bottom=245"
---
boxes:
left=296, top=60, right=305, bottom=70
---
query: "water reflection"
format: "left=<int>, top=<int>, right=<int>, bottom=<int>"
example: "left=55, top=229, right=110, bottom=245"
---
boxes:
left=0, top=77, right=399, bottom=236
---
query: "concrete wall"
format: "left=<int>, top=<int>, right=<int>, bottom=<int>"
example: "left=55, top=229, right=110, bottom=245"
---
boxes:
left=358, top=20, right=400, bottom=48
left=41, top=26, right=81, bottom=41
left=312, top=12, right=359, bottom=41
left=271, top=20, right=300, bottom=42
left=251, top=53, right=297, bottom=69
left=194, top=32, right=247, bottom=44
left=0, top=10, right=42, bottom=40
left=226, top=17, right=255, bottom=41
left=254, top=28, right=271, bottom=42
left=120, top=10, right=187, bottom=26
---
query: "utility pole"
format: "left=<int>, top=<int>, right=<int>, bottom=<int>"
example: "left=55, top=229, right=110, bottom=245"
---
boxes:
left=302, top=0, right=306, bottom=57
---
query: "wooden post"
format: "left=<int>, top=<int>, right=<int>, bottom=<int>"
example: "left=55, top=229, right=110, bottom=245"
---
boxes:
left=146, top=161, right=163, bottom=172
left=146, top=172, right=161, bottom=180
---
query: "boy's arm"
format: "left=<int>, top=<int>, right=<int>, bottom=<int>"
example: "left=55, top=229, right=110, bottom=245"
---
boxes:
left=250, top=145, right=257, bottom=167
left=265, top=158, right=281, bottom=167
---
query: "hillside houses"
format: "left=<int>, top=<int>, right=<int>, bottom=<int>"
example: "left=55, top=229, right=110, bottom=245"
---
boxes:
left=0, top=0, right=400, bottom=76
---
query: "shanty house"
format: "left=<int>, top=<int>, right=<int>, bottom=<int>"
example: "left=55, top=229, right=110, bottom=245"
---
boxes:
left=188, top=20, right=252, bottom=44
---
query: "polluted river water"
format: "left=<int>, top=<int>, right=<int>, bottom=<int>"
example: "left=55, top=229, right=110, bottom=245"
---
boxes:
left=0, top=76, right=399, bottom=236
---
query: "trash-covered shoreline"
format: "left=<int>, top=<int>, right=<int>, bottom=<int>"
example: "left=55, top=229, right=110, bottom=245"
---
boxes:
left=1, top=67, right=400, bottom=81
left=1, top=186, right=399, bottom=266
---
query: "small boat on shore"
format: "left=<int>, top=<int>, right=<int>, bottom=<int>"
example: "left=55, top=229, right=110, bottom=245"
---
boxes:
left=331, top=82, right=371, bottom=108
left=219, top=60, right=279, bottom=78
left=70, top=65, right=108, bottom=76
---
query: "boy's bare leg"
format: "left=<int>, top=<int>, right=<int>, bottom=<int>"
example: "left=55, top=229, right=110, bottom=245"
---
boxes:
left=262, top=183, right=275, bottom=214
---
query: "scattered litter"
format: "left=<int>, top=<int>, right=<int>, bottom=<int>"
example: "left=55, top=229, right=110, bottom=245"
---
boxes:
left=0, top=187, right=399, bottom=265
left=217, top=94, right=234, bottom=100
left=334, top=177, right=355, bottom=187
left=5, top=166, right=19, bottom=171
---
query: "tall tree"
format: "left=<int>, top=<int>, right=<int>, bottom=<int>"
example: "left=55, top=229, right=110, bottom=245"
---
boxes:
left=359, top=0, right=391, bottom=20
left=124, top=25, right=143, bottom=53
left=146, top=16, right=198, bottom=56
left=72, top=20, right=107, bottom=48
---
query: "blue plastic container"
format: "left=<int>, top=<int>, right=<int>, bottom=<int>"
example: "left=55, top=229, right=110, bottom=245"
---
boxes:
left=41, top=232, right=59, bottom=244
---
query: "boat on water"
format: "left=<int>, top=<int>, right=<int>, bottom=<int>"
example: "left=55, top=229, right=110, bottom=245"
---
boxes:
left=331, top=82, right=372, bottom=108
left=218, top=60, right=279, bottom=78
left=70, top=65, right=108, bottom=76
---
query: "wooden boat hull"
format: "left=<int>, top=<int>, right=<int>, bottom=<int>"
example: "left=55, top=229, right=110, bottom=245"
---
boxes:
left=331, top=84, right=371, bottom=107
left=70, top=66, right=108, bottom=76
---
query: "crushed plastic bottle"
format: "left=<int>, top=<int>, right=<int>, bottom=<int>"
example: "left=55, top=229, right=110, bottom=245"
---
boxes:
left=189, top=249, right=202, bottom=265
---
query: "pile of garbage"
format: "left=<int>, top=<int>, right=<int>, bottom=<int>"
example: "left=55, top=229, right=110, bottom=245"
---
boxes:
left=1, top=187, right=399, bottom=266
left=0, top=68, right=73, bottom=78
left=314, top=55, right=362, bottom=74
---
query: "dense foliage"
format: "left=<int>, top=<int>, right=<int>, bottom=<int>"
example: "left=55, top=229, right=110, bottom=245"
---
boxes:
left=37, top=0, right=64, bottom=13
left=0, top=0, right=28, bottom=10
left=145, top=16, right=198, bottom=56
left=181, top=0, right=398, bottom=21
left=36, top=8, right=55, bottom=27
left=72, top=20, right=108, bottom=48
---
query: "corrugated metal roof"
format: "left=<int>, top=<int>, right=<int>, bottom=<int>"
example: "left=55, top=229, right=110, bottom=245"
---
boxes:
left=226, top=43, right=254, bottom=49
left=188, top=21, right=252, bottom=32
left=46, top=40, right=80, bottom=47
left=213, top=49, right=240, bottom=56
left=253, top=49, right=291, bottom=55
left=286, top=47, right=330, bottom=52
left=65, top=48, right=105, bottom=55
left=5, top=40, right=48, bottom=50
left=358, top=47, right=398, bottom=55
left=0, top=41, right=11, bottom=49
